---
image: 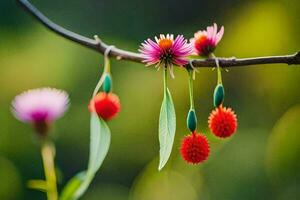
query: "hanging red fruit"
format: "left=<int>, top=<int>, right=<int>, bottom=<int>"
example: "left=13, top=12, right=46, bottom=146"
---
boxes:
left=180, top=132, right=210, bottom=164
left=89, top=92, right=121, bottom=121
left=208, top=106, right=237, bottom=138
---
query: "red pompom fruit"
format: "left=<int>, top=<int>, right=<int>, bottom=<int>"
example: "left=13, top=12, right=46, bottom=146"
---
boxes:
left=208, top=106, right=237, bottom=138
left=180, top=132, right=210, bottom=164
left=89, top=92, right=121, bottom=120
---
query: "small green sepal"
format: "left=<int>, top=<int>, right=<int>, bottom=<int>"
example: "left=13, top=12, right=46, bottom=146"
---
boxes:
left=103, top=74, right=112, bottom=93
left=213, top=84, right=225, bottom=107
left=187, top=109, right=197, bottom=132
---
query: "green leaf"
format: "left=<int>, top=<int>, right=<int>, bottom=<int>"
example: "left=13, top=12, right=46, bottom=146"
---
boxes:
left=158, top=88, right=176, bottom=170
left=88, top=113, right=111, bottom=174
left=266, top=106, right=300, bottom=185
left=60, top=113, right=111, bottom=200
left=60, top=171, right=86, bottom=200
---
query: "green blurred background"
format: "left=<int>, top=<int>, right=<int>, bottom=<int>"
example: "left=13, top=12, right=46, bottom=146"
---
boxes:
left=0, top=0, right=300, bottom=199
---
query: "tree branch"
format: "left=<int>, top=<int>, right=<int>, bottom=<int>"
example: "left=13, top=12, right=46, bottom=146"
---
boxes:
left=17, top=0, right=300, bottom=68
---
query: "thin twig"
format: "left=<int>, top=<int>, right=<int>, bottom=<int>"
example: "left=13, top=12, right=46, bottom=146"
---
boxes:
left=17, top=0, right=300, bottom=68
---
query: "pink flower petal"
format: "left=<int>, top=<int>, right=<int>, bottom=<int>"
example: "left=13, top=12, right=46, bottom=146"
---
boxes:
left=139, top=34, right=192, bottom=66
left=12, top=88, right=69, bottom=123
left=216, top=26, right=224, bottom=44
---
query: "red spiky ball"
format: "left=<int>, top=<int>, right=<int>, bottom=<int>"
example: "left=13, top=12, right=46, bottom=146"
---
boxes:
left=208, top=106, right=237, bottom=138
left=180, top=132, right=210, bottom=164
left=89, top=92, right=121, bottom=121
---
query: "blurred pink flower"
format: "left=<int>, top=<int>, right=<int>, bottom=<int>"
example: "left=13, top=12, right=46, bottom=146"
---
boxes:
left=190, top=23, right=224, bottom=56
left=139, top=34, right=193, bottom=77
left=12, top=88, right=69, bottom=124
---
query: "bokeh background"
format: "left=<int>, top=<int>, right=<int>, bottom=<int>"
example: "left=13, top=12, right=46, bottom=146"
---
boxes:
left=1, top=0, right=300, bottom=199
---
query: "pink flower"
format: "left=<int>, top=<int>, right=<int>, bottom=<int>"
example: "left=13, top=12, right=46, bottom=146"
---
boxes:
left=190, top=23, right=224, bottom=56
left=12, top=88, right=69, bottom=124
left=139, top=34, right=193, bottom=77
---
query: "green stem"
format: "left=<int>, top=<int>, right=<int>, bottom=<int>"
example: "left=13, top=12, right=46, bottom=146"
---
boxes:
left=163, top=66, right=167, bottom=95
left=92, top=50, right=112, bottom=97
left=104, top=55, right=111, bottom=74
left=41, top=141, right=58, bottom=200
left=188, top=70, right=194, bottom=109
left=92, top=67, right=109, bottom=98
left=217, top=65, right=222, bottom=84
left=211, top=53, right=222, bottom=84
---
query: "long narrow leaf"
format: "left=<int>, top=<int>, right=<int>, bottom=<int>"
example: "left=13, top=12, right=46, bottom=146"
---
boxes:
left=60, top=113, right=111, bottom=200
left=89, top=113, right=111, bottom=173
left=60, top=171, right=86, bottom=200
left=158, top=88, right=176, bottom=170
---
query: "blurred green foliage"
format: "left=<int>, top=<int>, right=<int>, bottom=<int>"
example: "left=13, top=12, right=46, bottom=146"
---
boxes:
left=0, top=0, right=299, bottom=199
left=266, top=106, right=300, bottom=199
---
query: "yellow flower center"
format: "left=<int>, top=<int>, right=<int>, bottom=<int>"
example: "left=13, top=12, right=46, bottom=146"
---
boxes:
left=195, top=35, right=208, bottom=46
left=158, top=38, right=173, bottom=51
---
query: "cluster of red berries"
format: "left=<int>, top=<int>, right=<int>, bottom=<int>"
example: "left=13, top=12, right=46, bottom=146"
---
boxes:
left=180, top=106, right=237, bottom=165
left=177, top=23, right=238, bottom=165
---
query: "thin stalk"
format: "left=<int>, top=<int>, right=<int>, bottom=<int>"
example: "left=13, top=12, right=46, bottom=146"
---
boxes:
left=104, top=57, right=111, bottom=74
left=217, top=63, right=222, bottom=84
left=163, top=66, right=167, bottom=95
left=92, top=71, right=106, bottom=97
left=92, top=45, right=114, bottom=97
left=41, top=141, right=58, bottom=200
left=211, top=53, right=222, bottom=84
left=188, top=70, right=194, bottom=109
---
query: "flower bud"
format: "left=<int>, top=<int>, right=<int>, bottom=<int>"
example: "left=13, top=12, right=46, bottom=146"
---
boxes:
left=103, top=74, right=112, bottom=93
left=187, top=109, right=197, bottom=132
left=213, top=84, right=224, bottom=107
